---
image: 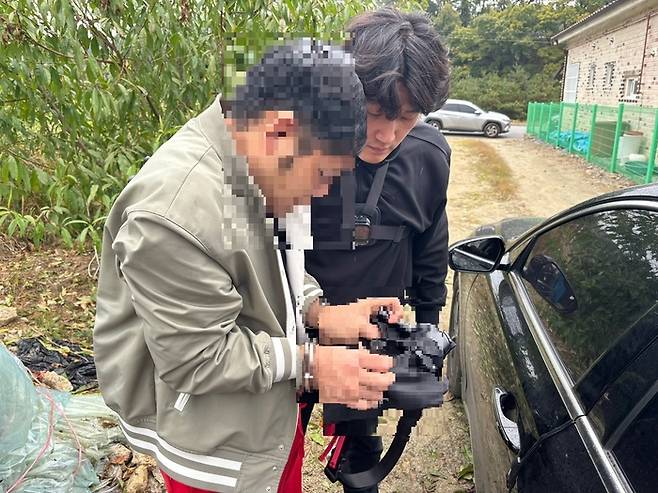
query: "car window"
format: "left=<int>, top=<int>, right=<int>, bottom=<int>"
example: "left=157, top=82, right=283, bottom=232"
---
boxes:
left=519, top=209, right=658, bottom=383
left=611, top=391, right=658, bottom=493
left=457, top=104, right=477, bottom=114
left=441, top=103, right=460, bottom=112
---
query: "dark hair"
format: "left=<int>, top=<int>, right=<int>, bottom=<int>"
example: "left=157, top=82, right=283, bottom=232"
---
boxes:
left=347, top=8, right=450, bottom=118
left=228, top=39, right=367, bottom=156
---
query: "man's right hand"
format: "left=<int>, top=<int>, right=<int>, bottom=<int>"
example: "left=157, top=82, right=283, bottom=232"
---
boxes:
left=313, top=345, right=395, bottom=410
left=309, top=297, right=404, bottom=345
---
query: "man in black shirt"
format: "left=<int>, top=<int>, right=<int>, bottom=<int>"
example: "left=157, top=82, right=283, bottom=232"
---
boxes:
left=304, top=7, right=451, bottom=493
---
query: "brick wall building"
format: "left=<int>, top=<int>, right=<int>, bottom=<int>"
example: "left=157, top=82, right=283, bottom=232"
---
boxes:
left=553, top=0, right=658, bottom=107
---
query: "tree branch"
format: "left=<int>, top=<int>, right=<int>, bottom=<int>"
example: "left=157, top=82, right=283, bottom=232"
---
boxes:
left=15, top=15, right=117, bottom=65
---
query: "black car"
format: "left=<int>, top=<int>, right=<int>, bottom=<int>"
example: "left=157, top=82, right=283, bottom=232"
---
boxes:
left=447, top=184, right=658, bottom=493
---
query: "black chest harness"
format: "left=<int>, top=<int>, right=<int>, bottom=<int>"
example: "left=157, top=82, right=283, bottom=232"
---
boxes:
left=314, top=158, right=409, bottom=250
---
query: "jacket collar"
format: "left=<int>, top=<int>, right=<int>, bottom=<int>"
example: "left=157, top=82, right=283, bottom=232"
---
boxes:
left=197, top=97, right=264, bottom=204
left=196, top=96, right=278, bottom=235
left=197, top=97, right=291, bottom=323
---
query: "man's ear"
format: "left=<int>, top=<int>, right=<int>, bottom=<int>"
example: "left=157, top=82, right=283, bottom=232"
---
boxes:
left=263, top=110, right=298, bottom=157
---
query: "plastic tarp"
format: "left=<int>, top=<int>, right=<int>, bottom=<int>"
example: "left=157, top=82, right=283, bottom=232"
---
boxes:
left=546, top=130, right=590, bottom=154
left=0, top=344, right=122, bottom=493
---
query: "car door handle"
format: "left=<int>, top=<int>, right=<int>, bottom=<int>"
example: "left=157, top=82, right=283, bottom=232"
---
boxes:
left=493, top=387, right=521, bottom=453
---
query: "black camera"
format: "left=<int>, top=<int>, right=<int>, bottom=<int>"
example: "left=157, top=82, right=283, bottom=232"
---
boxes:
left=323, top=310, right=457, bottom=489
left=365, top=308, right=456, bottom=411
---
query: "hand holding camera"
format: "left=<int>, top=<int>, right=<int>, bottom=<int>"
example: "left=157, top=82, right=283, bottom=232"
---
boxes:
left=313, top=297, right=404, bottom=344
left=313, top=346, right=396, bottom=410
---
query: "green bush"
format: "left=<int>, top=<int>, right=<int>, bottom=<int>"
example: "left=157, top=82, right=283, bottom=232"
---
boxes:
left=0, top=0, right=374, bottom=249
left=449, top=66, right=561, bottom=120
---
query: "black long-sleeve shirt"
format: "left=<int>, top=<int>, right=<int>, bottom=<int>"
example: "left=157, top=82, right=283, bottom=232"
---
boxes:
left=305, top=122, right=451, bottom=324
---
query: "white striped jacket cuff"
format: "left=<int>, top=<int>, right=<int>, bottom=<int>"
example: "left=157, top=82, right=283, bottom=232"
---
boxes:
left=301, top=282, right=323, bottom=326
left=270, top=337, right=297, bottom=383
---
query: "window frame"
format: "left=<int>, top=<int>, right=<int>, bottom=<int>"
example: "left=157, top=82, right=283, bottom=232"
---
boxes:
left=622, top=76, right=640, bottom=102
left=603, top=62, right=615, bottom=91
left=457, top=103, right=479, bottom=114
left=516, top=207, right=658, bottom=387
left=441, top=103, right=460, bottom=112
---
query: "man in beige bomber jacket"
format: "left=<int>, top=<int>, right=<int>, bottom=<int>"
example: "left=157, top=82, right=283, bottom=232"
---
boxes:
left=93, top=40, right=401, bottom=492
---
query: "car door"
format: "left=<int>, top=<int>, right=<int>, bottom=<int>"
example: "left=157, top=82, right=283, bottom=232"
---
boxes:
left=460, top=267, right=605, bottom=492
left=459, top=203, right=658, bottom=492
left=438, top=103, right=462, bottom=130
left=458, top=270, right=523, bottom=492
left=444, top=104, right=477, bottom=131
left=456, top=103, right=482, bottom=131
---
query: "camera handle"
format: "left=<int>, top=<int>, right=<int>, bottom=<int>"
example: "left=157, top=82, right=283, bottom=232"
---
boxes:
left=324, top=408, right=423, bottom=490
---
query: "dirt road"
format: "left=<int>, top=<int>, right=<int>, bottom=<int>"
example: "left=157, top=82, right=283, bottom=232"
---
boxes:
left=302, top=135, right=634, bottom=493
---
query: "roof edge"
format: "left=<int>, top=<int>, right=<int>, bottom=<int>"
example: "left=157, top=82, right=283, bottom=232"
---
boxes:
left=551, top=0, right=651, bottom=47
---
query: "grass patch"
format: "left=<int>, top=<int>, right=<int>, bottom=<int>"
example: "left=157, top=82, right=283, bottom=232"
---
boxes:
left=459, top=139, right=518, bottom=201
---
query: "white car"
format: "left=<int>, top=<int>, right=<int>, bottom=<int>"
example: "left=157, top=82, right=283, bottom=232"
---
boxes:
left=424, top=99, right=511, bottom=138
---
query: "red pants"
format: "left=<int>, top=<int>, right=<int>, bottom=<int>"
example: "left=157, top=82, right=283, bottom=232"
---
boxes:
left=161, top=406, right=305, bottom=493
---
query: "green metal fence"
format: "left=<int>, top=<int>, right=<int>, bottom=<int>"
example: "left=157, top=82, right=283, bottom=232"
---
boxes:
left=527, top=102, right=658, bottom=184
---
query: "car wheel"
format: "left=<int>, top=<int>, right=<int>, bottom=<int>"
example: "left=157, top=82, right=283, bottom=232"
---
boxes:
left=483, top=122, right=501, bottom=138
left=427, top=120, right=442, bottom=131
left=447, top=281, right=462, bottom=398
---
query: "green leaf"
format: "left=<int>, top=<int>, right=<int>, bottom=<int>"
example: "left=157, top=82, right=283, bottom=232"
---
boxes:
left=7, top=156, right=18, bottom=181
left=21, top=165, right=31, bottom=191
left=37, top=65, right=51, bottom=86
left=457, top=462, right=474, bottom=481
left=73, top=43, right=86, bottom=71
left=36, top=169, right=49, bottom=185
left=7, top=218, right=18, bottom=237
left=308, top=429, right=325, bottom=446
left=78, top=226, right=89, bottom=246
left=87, top=183, right=99, bottom=208
left=64, top=219, right=90, bottom=227
left=31, top=171, right=41, bottom=191
left=60, top=227, right=73, bottom=247
left=91, top=89, right=102, bottom=119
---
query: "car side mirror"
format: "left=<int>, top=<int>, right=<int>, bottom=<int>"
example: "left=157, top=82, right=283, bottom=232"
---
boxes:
left=448, top=235, right=506, bottom=273
left=474, top=110, right=483, bottom=115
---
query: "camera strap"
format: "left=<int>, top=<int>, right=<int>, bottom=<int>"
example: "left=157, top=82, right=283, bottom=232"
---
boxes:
left=323, top=409, right=423, bottom=489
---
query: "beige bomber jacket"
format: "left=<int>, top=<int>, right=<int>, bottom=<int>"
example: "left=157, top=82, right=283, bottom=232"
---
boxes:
left=93, top=97, right=322, bottom=492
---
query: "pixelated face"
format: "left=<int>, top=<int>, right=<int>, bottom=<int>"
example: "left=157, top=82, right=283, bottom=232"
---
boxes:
left=231, top=111, right=354, bottom=216
left=284, top=148, right=353, bottom=207
left=359, top=84, right=419, bottom=164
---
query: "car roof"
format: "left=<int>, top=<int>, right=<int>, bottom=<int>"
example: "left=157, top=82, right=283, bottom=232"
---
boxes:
left=505, top=182, right=658, bottom=249
left=535, top=182, right=658, bottom=233
left=444, top=99, right=474, bottom=105
left=581, top=182, right=658, bottom=203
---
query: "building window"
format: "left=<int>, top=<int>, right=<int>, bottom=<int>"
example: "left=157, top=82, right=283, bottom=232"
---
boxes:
left=587, top=63, right=596, bottom=90
left=603, top=62, right=615, bottom=90
left=564, top=62, right=579, bottom=103
left=623, top=77, right=640, bottom=101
